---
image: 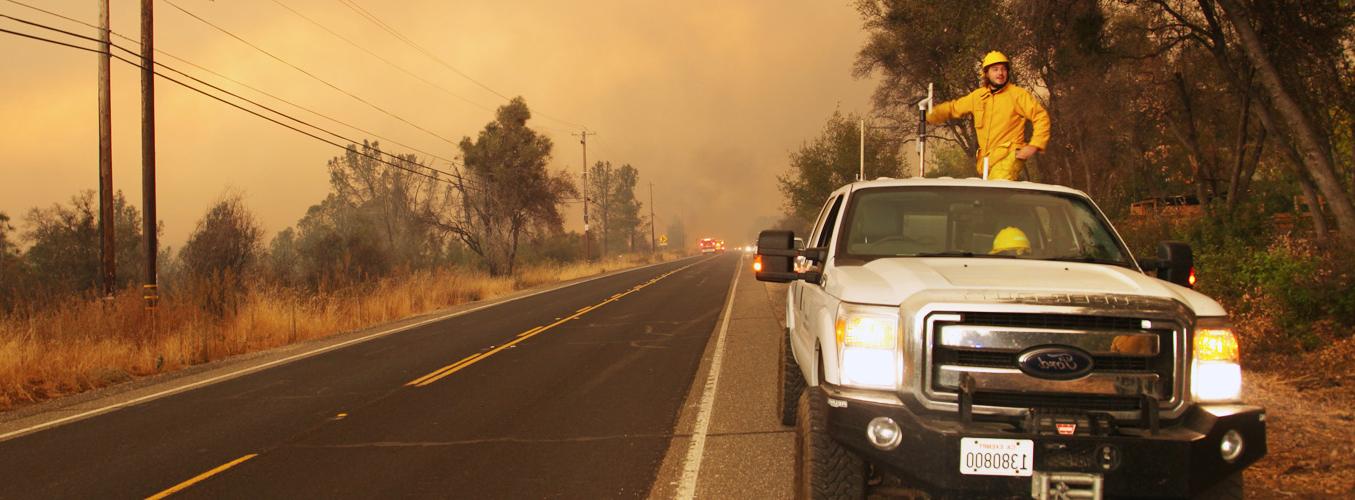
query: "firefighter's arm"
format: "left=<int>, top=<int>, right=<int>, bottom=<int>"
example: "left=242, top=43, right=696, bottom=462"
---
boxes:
left=925, top=92, right=974, bottom=125
left=1019, top=90, right=1051, bottom=151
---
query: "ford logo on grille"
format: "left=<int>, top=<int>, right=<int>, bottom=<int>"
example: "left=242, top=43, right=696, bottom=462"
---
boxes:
left=1018, top=346, right=1094, bottom=380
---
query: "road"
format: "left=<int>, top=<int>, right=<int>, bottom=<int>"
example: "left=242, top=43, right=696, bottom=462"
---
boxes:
left=0, top=252, right=802, bottom=499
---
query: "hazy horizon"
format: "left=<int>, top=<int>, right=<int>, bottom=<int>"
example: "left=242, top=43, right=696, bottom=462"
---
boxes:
left=1, top=0, right=876, bottom=251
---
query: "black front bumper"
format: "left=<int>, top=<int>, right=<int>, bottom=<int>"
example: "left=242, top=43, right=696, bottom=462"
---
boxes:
left=817, top=386, right=1266, bottom=498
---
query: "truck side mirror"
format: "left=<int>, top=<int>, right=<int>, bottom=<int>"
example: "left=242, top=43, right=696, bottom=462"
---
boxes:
left=1154, top=241, right=1194, bottom=288
left=756, top=230, right=798, bottom=283
left=755, top=230, right=823, bottom=284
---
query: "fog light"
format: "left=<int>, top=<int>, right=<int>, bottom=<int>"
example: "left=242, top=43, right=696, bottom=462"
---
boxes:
left=1220, top=430, right=1244, bottom=463
left=866, top=417, right=902, bottom=450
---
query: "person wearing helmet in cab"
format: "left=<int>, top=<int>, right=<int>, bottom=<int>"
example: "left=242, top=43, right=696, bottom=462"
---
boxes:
left=926, top=51, right=1051, bottom=181
left=990, top=226, right=1031, bottom=256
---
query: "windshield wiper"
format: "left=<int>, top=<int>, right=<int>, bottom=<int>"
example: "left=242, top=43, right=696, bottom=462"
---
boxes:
left=913, top=251, right=1020, bottom=259
left=1044, top=255, right=1133, bottom=268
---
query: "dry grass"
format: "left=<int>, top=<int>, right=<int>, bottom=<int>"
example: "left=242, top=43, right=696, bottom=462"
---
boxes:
left=0, top=252, right=685, bottom=410
left=1244, top=337, right=1355, bottom=498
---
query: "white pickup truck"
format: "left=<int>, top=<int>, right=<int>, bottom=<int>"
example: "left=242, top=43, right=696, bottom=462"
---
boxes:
left=755, top=178, right=1264, bottom=499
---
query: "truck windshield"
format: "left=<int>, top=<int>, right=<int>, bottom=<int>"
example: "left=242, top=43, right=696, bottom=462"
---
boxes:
left=839, top=187, right=1132, bottom=267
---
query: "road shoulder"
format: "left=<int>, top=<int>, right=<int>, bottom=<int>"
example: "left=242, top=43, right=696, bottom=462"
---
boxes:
left=649, top=253, right=794, bottom=499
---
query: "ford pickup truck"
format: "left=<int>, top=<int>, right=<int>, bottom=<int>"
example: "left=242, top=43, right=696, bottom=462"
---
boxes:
left=755, top=177, right=1264, bottom=499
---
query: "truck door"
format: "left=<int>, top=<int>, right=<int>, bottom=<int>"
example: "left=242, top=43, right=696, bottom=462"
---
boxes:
left=796, top=194, right=844, bottom=378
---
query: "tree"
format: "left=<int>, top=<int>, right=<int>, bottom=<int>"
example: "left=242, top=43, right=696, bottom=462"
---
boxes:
left=291, top=194, right=392, bottom=287
left=21, top=190, right=148, bottom=298
left=587, top=161, right=643, bottom=256
left=327, top=141, right=443, bottom=271
left=853, top=0, right=1014, bottom=159
left=179, top=192, right=264, bottom=315
left=778, top=110, right=905, bottom=221
left=180, top=192, right=264, bottom=283
left=1212, top=0, right=1355, bottom=246
left=0, top=212, right=27, bottom=310
left=427, top=97, right=577, bottom=275
left=666, top=219, right=688, bottom=253
left=266, top=227, right=301, bottom=286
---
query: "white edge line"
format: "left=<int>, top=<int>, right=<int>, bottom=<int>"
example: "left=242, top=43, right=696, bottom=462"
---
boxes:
left=675, top=254, right=742, bottom=499
left=0, top=254, right=708, bottom=442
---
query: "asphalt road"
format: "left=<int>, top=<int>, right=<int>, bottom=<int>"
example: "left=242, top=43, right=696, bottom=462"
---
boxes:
left=0, top=253, right=766, bottom=499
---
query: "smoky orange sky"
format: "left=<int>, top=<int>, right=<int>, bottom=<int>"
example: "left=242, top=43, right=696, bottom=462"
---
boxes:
left=1, top=0, right=876, bottom=250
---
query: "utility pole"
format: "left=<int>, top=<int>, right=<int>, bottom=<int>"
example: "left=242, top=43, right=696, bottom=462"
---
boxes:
left=98, top=0, right=115, bottom=299
left=648, top=182, right=656, bottom=254
left=859, top=118, right=865, bottom=181
left=141, top=0, right=158, bottom=311
left=573, top=130, right=595, bottom=261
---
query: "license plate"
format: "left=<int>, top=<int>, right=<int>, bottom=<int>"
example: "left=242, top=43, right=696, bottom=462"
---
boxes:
left=959, top=437, right=1034, bottom=477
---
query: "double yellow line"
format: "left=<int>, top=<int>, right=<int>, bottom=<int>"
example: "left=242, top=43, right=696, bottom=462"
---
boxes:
left=145, top=258, right=709, bottom=499
left=404, top=262, right=698, bottom=388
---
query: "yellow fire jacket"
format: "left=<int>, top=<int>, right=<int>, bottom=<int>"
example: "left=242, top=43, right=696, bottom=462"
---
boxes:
left=926, top=84, right=1051, bottom=170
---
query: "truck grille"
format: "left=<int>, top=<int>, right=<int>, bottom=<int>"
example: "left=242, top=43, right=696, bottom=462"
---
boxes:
left=972, top=393, right=1142, bottom=412
left=962, top=312, right=1144, bottom=331
left=926, top=312, right=1180, bottom=416
left=948, top=350, right=1151, bottom=371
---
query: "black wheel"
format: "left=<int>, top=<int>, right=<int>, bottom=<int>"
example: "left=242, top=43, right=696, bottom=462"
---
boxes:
left=796, top=387, right=865, bottom=500
left=1195, top=472, right=1244, bottom=500
left=778, top=329, right=807, bottom=426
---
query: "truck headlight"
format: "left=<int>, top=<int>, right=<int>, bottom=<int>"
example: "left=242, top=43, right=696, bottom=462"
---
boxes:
left=835, top=304, right=899, bottom=389
left=1191, top=318, right=1242, bottom=403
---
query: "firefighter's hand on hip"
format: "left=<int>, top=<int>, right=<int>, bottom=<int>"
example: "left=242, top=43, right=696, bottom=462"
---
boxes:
left=1015, top=145, right=1039, bottom=160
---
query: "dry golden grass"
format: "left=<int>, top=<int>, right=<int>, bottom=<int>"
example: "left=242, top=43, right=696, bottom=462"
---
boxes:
left=0, top=252, right=686, bottom=410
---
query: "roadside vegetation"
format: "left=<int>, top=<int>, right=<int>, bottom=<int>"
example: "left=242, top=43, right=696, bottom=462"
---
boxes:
left=0, top=98, right=688, bottom=411
left=772, top=1, right=1353, bottom=495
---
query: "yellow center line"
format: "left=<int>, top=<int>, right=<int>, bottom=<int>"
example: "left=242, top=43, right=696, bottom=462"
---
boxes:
left=146, top=453, right=258, bottom=500
left=405, top=353, right=482, bottom=386
left=408, top=258, right=710, bottom=388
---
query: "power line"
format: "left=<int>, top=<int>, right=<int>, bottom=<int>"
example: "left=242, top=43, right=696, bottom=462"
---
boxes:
left=1, top=12, right=459, bottom=168
left=0, top=11, right=469, bottom=179
left=2, top=0, right=457, bottom=167
left=0, top=24, right=474, bottom=189
left=335, top=0, right=589, bottom=130
left=161, top=0, right=460, bottom=147
left=267, top=0, right=497, bottom=116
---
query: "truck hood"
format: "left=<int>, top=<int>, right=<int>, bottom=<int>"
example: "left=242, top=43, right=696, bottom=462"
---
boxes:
left=829, top=257, right=1225, bottom=317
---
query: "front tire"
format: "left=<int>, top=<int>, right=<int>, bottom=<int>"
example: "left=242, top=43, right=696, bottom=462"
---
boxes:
left=796, top=387, right=865, bottom=500
left=779, top=329, right=806, bottom=426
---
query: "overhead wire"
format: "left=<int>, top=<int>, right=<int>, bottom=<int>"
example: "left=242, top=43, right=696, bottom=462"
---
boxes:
left=0, top=20, right=486, bottom=190
left=334, top=0, right=590, bottom=131
left=2, top=0, right=459, bottom=168
left=161, top=0, right=461, bottom=147
left=266, top=0, right=497, bottom=116
left=6, top=0, right=603, bottom=173
left=0, top=11, right=465, bottom=172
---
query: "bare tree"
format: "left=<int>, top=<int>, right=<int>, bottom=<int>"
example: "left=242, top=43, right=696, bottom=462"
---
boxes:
left=425, top=98, right=577, bottom=275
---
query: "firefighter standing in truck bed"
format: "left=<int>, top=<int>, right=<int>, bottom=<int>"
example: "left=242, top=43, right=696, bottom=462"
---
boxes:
left=926, top=50, right=1051, bottom=181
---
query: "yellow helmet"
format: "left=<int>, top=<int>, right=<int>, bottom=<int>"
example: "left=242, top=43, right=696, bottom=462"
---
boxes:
left=981, top=50, right=1010, bottom=71
left=990, top=226, right=1031, bottom=255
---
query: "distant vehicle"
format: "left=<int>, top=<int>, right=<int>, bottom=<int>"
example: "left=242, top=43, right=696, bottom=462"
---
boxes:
left=699, top=238, right=718, bottom=254
left=715, top=240, right=726, bottom=252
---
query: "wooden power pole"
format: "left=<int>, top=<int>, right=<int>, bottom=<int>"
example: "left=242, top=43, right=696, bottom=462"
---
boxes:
left=574, top=130, right=595, bottom=261
left=140, top=0, right=158, bottom=310
left=649, top=182, right=656, bottom=253
left=98, top=0, right=115, bottom=298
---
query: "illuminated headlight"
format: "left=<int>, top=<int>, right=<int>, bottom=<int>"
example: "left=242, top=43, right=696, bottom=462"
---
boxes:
left=1191, top=318, right=1242, bottom=403
left=835, top=303, right=899, bottom=389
